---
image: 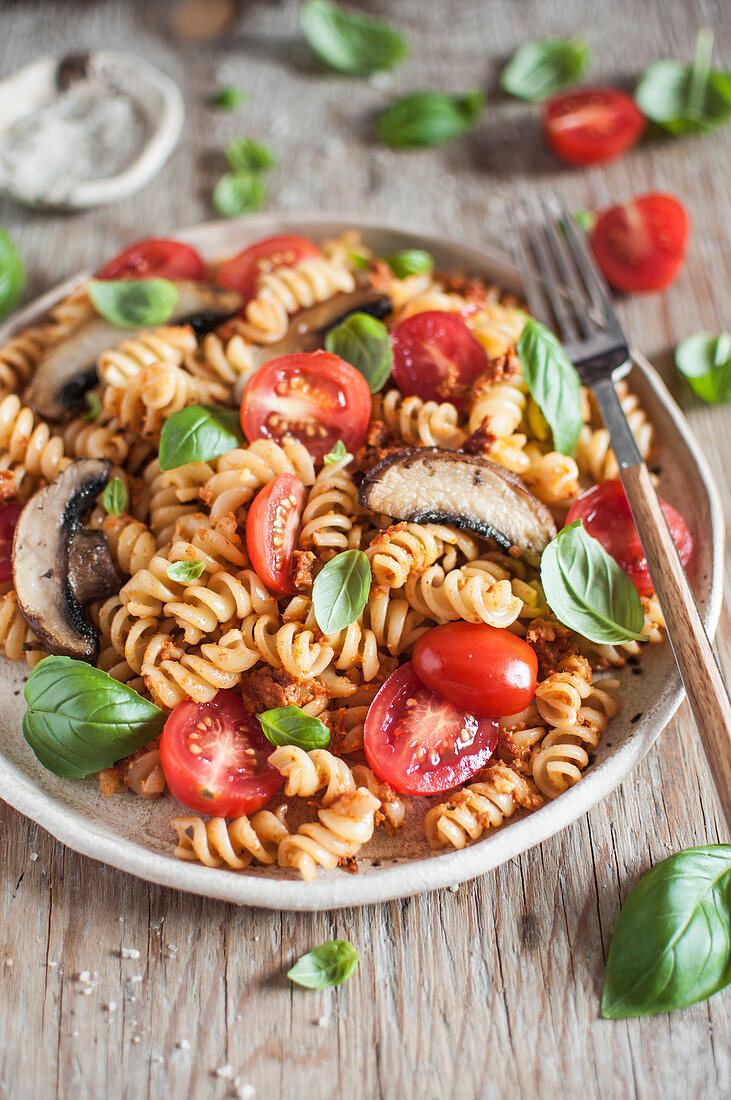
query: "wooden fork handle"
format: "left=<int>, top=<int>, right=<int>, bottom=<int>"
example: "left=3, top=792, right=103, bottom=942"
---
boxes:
left=620, top=462, right=731, bottom=834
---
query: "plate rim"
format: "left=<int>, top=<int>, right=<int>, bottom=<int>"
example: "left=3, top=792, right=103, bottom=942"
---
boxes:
left=0, top=211, right=723, bottom=911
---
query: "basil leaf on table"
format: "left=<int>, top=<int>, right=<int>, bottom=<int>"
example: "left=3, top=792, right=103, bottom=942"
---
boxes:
left=167, top=559, right=206, bottom=584
left=23, top=656, right=166, bottom=778
left=213, top=173, right=267, bottom=217
left=602, top=845, right=731, bottom=1018
left=288, top=939, right=360, bottom=989
left=300, top=0, right=408, bottom=76
left=325, top=312, right=392, bottom=393
left=517, top=316, right=583, bottom=455
left=0, top=226, right=24, bottom=320
left=500, top=37, right=590, bottom=102
left=159, top=404, right=244, bottom=471
left=541, top=520, right=646, bottom=644
left=226, top=138, right=276, bottom=174
left=635, top=29, right=731, bottom=136
left=258, top=706, right=331, bottom=751
left=675, top=331, right=731, bottom=405
left=312, top=549, right=371, bottom=634
left=377, top=90, right=485, bottom=149
left=102, top=476, right=127, bottom=517
left=210, top=86, right=247, bottom=111
left=383, top=249, right=433, bottom=279
left=323, top=440, right=349, bottom=465
left=88, top=278, right=178, bottom=328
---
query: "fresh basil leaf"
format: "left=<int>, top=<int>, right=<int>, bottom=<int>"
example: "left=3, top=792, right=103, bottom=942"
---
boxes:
left=87, top=278, right=178, bottom=329
left=572, top=210, right=596, bottom=232
left=213, top=172, right=267, bottom=217
left=102, top=477, right=127, bottom=517
left=226, top=138, right=276, bottom=174
left=377, top=90, right=485, bottom=149
left=23, top=656, right=166, bottom=778
left=288, top=939, right=359, bottom=989
left=0, top=226, right=24, bottom=320
left=517, top=316, right=583, bottom=455
left=383, top=249, right=433, bottom=279
left=325, top=312, right=392, bottom=393
left=301, top=0, right=408, bottom=76
left=167, top=559, right=206, bottom=584
left=635, top=29, right=731, bottom=136
left=210, top=86, right=247, bottom=111
left=312, top=549, right=371, bottom=634
left=347, top=249, right=369, bottom=271
left=602, top=845, right=731, bottom=1018
left=324, top=440, right=349, bottom=465
left=82, top=390, right=102, bottom=422
left=159, top=404, right=244, bottom=471
left=258, top=705, right=331, bottom=750
left=541, top=520, right=646, bottom=644
left=500, top=36, right=590, bottom=102
left=675, top=331, right=731, bottom=405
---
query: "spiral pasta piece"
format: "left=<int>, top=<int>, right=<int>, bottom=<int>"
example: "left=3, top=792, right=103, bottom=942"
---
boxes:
left=62, top=409, right=134, bottom=467
left=140, top=458, right=215, bottom=546
left=0, top=326, right=52, bottom=395
left=48, top=284, right=95, bottom=337
left=171, top=809, right=289, bottom=869
left=467, top=374, right=528, bottom=439
left=93, top=514, right=156, bottom=575
left=424, top=764, right=542, bottom=850
left=239, top=613, right=334, bottom=680
left=97, top=325, right=198, bottom=387
left=575, top=383, right=653, bottom=482
left=366, top=522, right=480, bottom=590
left=201, top=437, right=316, bottom=523
left=404, top=559, right=523, bottom=628
left=268, top=746, right=356, bottom=804
left=351, top=765, right=407, bottom=831
left=299, top=455, right=359, bottom=557
left=277, top=788, right=381, bottom=880
left=523, top=443, right=580, bottom=505
left=466, top=302, right=525, bottom=358
left=0, top=394, right=71, bottom=495
left=581, top=595, right=665, bottom=667
left=235, top=256, right=356, bottom=343
left=184, top=331, right=257, bottom=387
left=0, top=590, right=45, bottom=665
left=103, top=361, right=229, bottom=437
left=372, top=390, right=466, bottom=450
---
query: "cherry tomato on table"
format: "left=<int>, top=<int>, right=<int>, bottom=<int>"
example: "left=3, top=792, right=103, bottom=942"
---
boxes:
left=566, top=479, right=693, bottom=597
left=0, top=501, right=22, bottom=584
left=97, top=238, right=206, bottom=281
left=160, top=690, right=282, bottom=817
left=363, top=662, right=499, bottom=796
left=240, top=350, right=372, bottom=462
left=246, top=473, right=305, bottom=595
left=412, top=622, right=538, bottom=718
left=543, top=88, right=646, bottom=166
left=589, top=193, right=689, bottom=293
left=391, top=310, right=487, bottom=409
left=217, top=234, right=321, bottom=304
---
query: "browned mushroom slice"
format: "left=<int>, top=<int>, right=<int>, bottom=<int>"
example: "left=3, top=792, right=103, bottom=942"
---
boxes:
left=13, top=459, right=121, bottom=661
left=27, top=283, right=242, bottom=421
left=358, top=447, right=557, bottom=558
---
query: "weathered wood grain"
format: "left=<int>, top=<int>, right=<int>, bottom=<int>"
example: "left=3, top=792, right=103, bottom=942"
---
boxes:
left=0, top=1, right=729, bottom=1098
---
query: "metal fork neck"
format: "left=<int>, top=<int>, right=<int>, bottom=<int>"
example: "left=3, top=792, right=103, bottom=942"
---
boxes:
left=591, top=374, right=644, bottom=471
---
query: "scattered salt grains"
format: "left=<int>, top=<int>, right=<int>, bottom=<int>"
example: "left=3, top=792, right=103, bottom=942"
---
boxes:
left=74, top=970, right=98, bottom=995
left=232, top=1082, right=255, bottom=1100
left=176, top=1039, right=192, bottom=1051
left=132, top=1036, right=141, bottom=1044
left=5, top=958, right=13, bottom=968
left=30, top=852, right=38, bottom=861
left=104, top=1001, right=118, bottom=1014
left=317, top=1014, right=330, bottom=1028
left=120, top=947, right=141, bottom=959
left=215, top=1065, right=235, bottom=1080
left=129, top=974, right=143, bottom=984
left=449, top=883, right=460, bottom=893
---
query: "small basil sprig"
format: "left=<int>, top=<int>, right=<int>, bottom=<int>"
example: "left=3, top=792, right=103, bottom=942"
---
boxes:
left=675, top=331, right=731, bottom=405
left=377, top=90, right=485, bottom=149
left=83, top=391, right=102, bottom=422
left=602, top=845, right=731, bottom=1018
left=325, top=312, right=392, bottom=393
left=500, top=36, right=590, bottom=102
left=517, top=316, right=583, bottom=455
left=635, top=29, right=731, bottom=136
left=0, top=227, right=24, bottom=319
left=541, top=521, right=646, bottom=644
left=383, top=249, right=433, bottom=279
left=88, top=278, right=178, bottom=328
left=324, top=440, right=349, bottom=465
left=258, top=705, right=331, bottom=751
left=288, top=940, right=360, bottom=989
left=300, top=0, right=408, bottom=76
left=210, top=86, right=247, bottom=111
left=159, top=404, right=244, bottom=471
left=23, top=656, right=166, bottom=777
left=226, top=138, right=276, bottom=174
left=213, top=138, right=275, bottom=217
left=102, top=477, right=127, bottom=517
left=167, top=559, right=206, bottom=584
left=312, top=549, right=371, bottom=634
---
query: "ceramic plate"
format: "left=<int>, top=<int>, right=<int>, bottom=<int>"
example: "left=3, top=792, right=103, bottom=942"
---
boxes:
left=0, top=213, right=723, bottom=911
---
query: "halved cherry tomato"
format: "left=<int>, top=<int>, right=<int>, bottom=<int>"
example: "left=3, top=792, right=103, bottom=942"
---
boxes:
left=589, top=193, right=689, bottom=293
left=97, top=238, right=206, bottom=281
left=241, top=350, right=371, bottom=461
left=364, top=662, right=499, bottom=795
left=543, top=88, right=646, bottom=166
left=159, top=690, right=282, bottom=817
left=412, top=622, right=538, bottom=718
left=0, top=501, right=22, bottom=584
left=566, top=480, right=693, bottom=597
left=217, top=234, right=321, bottom=304
left=246, top=473, right=305, bottom=595
left=391, top=310, right=488, bottom=409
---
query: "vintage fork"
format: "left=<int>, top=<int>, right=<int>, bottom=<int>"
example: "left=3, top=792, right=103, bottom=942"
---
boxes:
left=514, top=193, right=731, bottom=833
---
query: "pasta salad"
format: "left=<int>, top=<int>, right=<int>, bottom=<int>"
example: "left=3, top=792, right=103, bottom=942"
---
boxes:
left=2, top=228, right=694, bottom=881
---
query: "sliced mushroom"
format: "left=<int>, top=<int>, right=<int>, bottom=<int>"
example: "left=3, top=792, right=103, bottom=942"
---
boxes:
left=358, top=447, right=557, bottom=559
left=28, top=283, right=242, bottom=421
left=13, top=459, right=121, bottom=661
left=231, top=288, right=392, bottom=404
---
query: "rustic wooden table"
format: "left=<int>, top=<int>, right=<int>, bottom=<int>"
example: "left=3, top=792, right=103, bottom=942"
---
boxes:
left=1, top=2, right=729, bottom=1097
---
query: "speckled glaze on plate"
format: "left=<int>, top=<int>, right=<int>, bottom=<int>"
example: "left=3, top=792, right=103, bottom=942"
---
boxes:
left=0, top=213, right=723, bottom=911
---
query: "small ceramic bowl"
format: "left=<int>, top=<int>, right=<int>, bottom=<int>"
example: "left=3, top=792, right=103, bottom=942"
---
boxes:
left=0, top=51, right=184, bottom=210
